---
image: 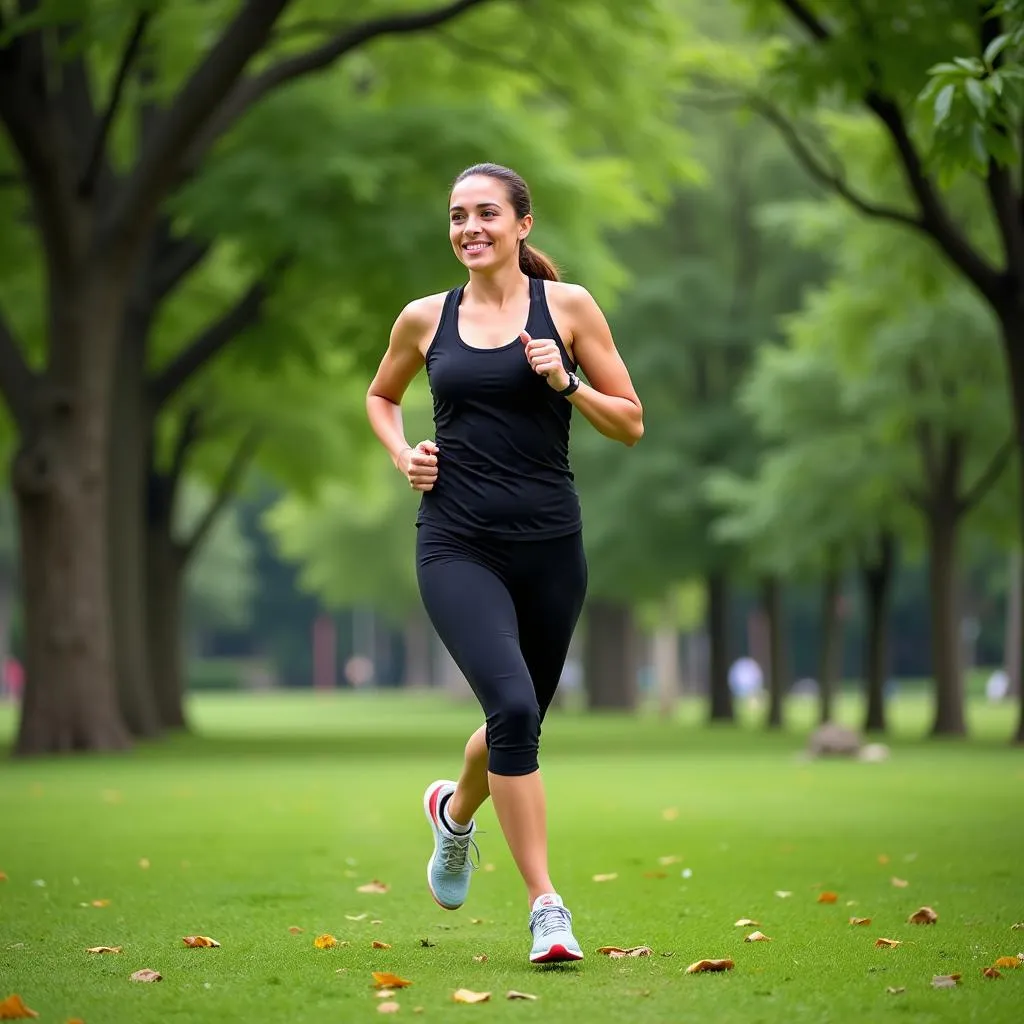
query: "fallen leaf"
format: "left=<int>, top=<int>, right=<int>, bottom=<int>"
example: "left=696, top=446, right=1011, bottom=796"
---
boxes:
left=817, top=892, right=838, bottom=904
left=890, top=877, right=909, bottom=888
left=85, top=946, right=122, bottom=954
left=346, top=914, right=368, bottom=922
left=875, top=938, right=902, bottom=948
left=845, top=900, right=858, bottom=907
left=373, top=973, right=413, bottom=990
left=472, top=954, right=488, bottom=963
left=597, top=946, right=653, bottom=958
left=376, top=990, right=395, bottom=999
left=885, top=986, right=905, bottom=995
left=483, top=864, right=496, bottom=873
left=993, top=956, right=1021, bottom=968
left=907, top=906, right=937, bottom=925
left=130, top=969, right=162, bottom=983
left=983, top=967, right=1002, bottom=979
left=744, top=931, right=771, bottom=943
left=661, top=807, right=679, bottom=821
left=357, top=881, right=390, bottom=894
left=774, top=891, right=792, bottom=899
left=470, top=919, right=485, bottom=925
left=0, top=873, right=7, bottom=882
left=288, top=926, right=304, bottom=934
left=419, top=939, right=436, bottom=948
left=849, top=918, right=872, bottom=926
left=685, top=959, right=735, bottom=974
left=67, top=1019, right=86, bottom=1023
left=658, top=855, right=682, bottom=866
left=1011, top=922, right=1024, bottom=931
left=314, top=934, right=338, bottom=950
left=0, top=994, right=39, bottom=1019
left=182, top=936, right=220, bottom=948
left=734, top=919, right=759, bottom=928
left=661, top=951, right=675, bottom=958
left=378, top=1002, right=401, bottom=1014
left=877, top=854, right=890, bottom=865
left=453, top=990, right=491, bottom=1004
left=592, top=873, right=618, bottom=883
left=506, top=991, right=538, bottom=1001
left=139, top=858, right=150, bottom=869
left=90, top=900, right=111, bottom=908
left=643, top=871, right=667, bottom=879
left=372, top=941, right=392, bottom=950
left=371, top=919, right=384, bottom=925
left=931, top=974, right=961, bottom=989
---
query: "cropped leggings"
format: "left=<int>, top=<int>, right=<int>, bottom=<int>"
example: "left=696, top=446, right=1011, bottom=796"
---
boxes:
left=416, top=524, right=588, bottom=776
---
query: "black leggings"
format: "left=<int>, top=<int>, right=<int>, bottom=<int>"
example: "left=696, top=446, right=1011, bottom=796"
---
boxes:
left=416, top=524, right=588, bottom=776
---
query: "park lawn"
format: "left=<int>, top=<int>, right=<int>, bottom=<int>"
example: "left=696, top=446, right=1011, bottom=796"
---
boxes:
left=0, top=691, right=1022, bottom=1024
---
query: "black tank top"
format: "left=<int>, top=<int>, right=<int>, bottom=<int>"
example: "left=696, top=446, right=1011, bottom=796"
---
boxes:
left=416, top=277, right=582, bottom=539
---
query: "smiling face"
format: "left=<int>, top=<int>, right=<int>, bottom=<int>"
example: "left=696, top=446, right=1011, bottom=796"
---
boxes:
left=448, top=174, right=532, bottom=273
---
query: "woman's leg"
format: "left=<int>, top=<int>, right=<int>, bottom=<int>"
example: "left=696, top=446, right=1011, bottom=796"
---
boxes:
left=446, top=724, right=489, bottom=826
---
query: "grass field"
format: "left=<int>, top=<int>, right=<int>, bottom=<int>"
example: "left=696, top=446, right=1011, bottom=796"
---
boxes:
left=0, top=691, right=1022, bottom=1023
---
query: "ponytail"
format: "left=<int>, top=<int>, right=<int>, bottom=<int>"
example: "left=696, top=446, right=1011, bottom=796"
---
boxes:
left=519, top=241, right=560, bottom=282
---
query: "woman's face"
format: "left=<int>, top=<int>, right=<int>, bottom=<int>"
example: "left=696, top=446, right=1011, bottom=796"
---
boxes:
left=448, top=175, right=531, bottom=272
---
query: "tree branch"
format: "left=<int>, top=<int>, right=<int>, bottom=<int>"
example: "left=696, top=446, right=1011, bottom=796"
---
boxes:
left=80, top=11, right=150, bottom=199
left=180, top=0, right=504, bottom=176
left=163, top=405, right=204, bottom=521
left=183, top=427, right=262, bottom=558
left=151, top=231, right=213, bottom=303
left=906, top=360, right=941, bottom=489
left=0, top=302, right=35, bottom=431
left=776, top=0, right=831, bottom=41
left=105, top=0, right=290, bottom=250
left=150, top=257, right=287, bottom=409
left=958, top=431, right=1015, bottom=513
left=750, top=97, right=924, bottom=228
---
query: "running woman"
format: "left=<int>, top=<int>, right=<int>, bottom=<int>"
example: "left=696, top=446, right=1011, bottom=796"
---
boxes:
left=366, top=162, right=643, bottom=964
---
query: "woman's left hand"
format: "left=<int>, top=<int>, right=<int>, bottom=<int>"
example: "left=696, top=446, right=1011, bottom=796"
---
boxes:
left=520, top=331, right=569, bottom=391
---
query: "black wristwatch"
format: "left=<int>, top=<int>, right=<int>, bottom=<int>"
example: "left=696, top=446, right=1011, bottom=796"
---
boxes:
left=557, top=372, right=581, bottom=398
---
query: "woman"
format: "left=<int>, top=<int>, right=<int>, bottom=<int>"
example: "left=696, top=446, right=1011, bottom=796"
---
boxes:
left=366, top=162, right=642, bottom=964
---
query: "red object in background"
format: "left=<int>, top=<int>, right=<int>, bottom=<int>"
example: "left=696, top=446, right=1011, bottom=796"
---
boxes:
left=312, top=615, right=336, bottom=690
left=4, top=657, right=24, bottom=698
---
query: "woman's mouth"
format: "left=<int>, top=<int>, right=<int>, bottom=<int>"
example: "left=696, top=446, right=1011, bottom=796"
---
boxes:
left=463, top=242, right=491, bottom=253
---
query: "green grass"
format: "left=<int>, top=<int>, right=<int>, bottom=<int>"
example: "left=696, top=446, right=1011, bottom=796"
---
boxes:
left=0, top=691, right=1022, bottom=1023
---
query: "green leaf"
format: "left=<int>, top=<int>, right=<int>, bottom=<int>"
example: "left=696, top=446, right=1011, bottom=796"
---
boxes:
left=953, top=56, right=986, bottom=74
left=964, top=76, right=991, bottom=117
left=984, top=32, right=1011, bottom=66
left=933, top=82, right=956, bottom=125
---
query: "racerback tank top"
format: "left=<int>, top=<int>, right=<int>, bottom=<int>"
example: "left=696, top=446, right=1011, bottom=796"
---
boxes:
left=416, top=277, right=582, bottom=539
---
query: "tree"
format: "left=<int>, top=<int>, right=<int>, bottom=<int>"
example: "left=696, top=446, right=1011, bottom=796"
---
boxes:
left=731, top=0, right=1024, bottom=742
left=0, top=0, right=691, bottom=754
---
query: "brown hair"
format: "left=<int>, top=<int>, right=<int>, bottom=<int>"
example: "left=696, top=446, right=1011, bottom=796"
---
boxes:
left=451, top=163, right=561, bottom=281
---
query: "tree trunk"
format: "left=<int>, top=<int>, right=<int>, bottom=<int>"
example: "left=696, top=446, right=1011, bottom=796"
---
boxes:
left=583, top=599, right=638, bottom=710
left=817, top=563, right=841, bottom=725
left=146, top=517, right=188, bottom=731
left=762, top=576, right=787, bottom=729
left=1001, top=324, right=1024, bottom=744
left=402, top=608, right=433, bottom=688
left=927, top=501, right=965, bottom=736
left=861, top=532, right=896, bottom=734
left=653, top=592, right=680, bottom=718
left=14, top=288, right=132, bottom=754
left=1005, top=548, right=1022, bottom=699
left=109, top=307, right=160, bottom=737
left=706, top=571, right=733, bottom=721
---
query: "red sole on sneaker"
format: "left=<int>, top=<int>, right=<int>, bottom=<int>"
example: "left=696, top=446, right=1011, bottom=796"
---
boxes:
left=531, top=944, right=584, bottom=964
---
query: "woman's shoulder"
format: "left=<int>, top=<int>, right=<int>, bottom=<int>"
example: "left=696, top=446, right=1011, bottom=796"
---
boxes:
left=543, top=280, right=600, bottom=317
left=398, top=289, right=451, bottom=329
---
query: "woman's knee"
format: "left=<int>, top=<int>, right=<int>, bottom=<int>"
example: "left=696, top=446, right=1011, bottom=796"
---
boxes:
left=486, top=699, right=541, bottom=776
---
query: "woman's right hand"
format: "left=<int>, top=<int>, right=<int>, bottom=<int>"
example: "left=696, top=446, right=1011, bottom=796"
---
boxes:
left=399, top=439, right=439, bottom=491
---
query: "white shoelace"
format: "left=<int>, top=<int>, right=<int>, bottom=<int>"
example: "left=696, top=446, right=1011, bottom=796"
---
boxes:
left=532, top=905, right=572, bottom=938
left=440, top=830, right=480, bottom=872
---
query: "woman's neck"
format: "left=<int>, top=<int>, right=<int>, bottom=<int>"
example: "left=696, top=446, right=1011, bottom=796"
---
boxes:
left=464, top=265, right=529, bottom=309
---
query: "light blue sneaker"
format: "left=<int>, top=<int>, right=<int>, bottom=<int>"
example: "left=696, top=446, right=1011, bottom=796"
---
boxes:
left=529, top=893, right=584, bottom=963
left=423, top=779, right=479, bottom=910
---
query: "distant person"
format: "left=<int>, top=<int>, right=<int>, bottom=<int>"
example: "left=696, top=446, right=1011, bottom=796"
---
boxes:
left=729, top=656, right=763, bottom=701
left=366, top=163, right=642, bottom=964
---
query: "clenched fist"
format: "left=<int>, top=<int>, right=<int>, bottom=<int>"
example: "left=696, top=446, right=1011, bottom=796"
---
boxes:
left=520, top=331, right=570, bottom=392
left=398, top=439, right=439, bottom=491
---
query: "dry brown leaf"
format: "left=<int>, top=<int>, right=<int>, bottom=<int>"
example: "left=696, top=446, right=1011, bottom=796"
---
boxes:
left=931, top=974, right=961, bottom=989
left=875, top=938, right=902, bottom=948
left=993, top=956, right=1021, bottom=968
left=372, top=941, right=392, bottom=950
left=885, top=986, right=905, bottom=995
left=130, top=969, right=163, bottom=983
left=373, top=972, right=413, bottom=990
left=685, top=959, right=735, bottom=974
left=139, top=858, right=150, bottom=869
left=890, top=877, right=909, bottom=888
left=346, top=913, right=368, bottom=921
left=376, top=990, right=396, bottom=999
left=877, top=854, right=890, bottom=865
left=907, top=906, right=937, bottom=925
left=90, top=899, right=111, bottom=908
left=0, top=873, right=7, bottom=882
left=592, top=873, right=618, bottom=883
left=658, top=855, right=682, bottom=866
left=817, top=892, right=838, bottom=904
left=849, top=918, right=872, bottom=926
left=983, top=967, right=1002, bottom=979
left=314, top=934, right=338, bottom=950
left=288, top=926, right=304, bottom=934
left=85, top=946, right=122, bottom=954
left=68, top=1018, right=86, bottom=1023
left=597, top=946, right=653, bottom=958
left=472, top=954, right=488, bottom=963
left=744, top=931, right=771, bottom=943
left=643, top=871, right=667, bottom=879
left=470, top=919, right=485, bottom=925
left=734, top=918, right=759, bottom=928
left=357, top=880, right=390, bottom=894
left=182, top=935, right=220, bottom=948
left=377, top=1002, right=401, bottom=1014
left=453, top=990, right=491, bottom=1004
left=0, top=994, right=39, bottom=1019
left=506, top=991, right=538, bottom=1001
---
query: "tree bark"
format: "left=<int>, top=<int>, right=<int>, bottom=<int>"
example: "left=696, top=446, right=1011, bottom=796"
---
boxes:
left=146, top=519, right=187, bottom=731
left=762, top=576, right=787, bottom=729
left=705, top=571, right=733, bottom=721
left=817, top=561, right=841, bottom=725
left=1004, top=547, right=1021, bottom=699
left=927, top=499, right=965, bottom=736
left=583, top=599, right=638, bottom=711
left=861, top=532, right=896, bottom=734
